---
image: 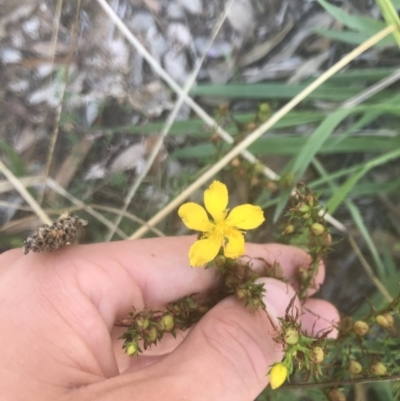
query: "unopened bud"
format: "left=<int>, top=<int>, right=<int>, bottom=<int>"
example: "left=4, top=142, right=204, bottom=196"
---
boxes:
left=311, top=223, right=325, bottom=235
left=269, top=362, right=288, bottom=390
left=136, top=317, right=150, bottom=330
left=298, top=203, right=310, bottom=214
left=348, top=360, right=362, bottom=375
left=146, top=327, right=158, bottom=343
left=126, top=342, right=139, bottom=356
left=236, top=288, right=249, bottom=300
left=312, top=346, right=324, bottom=364
left=297, top=266, right=310, bottom=281
left=284, top=328, right=299, bottom=345
left=259, top=103, right=270, bottom=114
left=250, top=176, right=260, bottom=187
left=231, top=158, right=240, bottom=167
left=215, top=254, right=226, bottom=267
left=246, top=122, right=257, bottom=131
left=376, top=312, right=394, bottom=329
left=265, top=181, right=278, bottom=192
left=283, top=224, right=294, bottom=235
left=376, top=315, right=390, bottom=328
left=327, top=388, right=346, bottom=401
left=322, top=232, right=332, bottom=247
left=160, top=314, right=175, bottom=332
left=353, top=320, right=369, bottom=336
left=370, top=362, right=387, bottom=376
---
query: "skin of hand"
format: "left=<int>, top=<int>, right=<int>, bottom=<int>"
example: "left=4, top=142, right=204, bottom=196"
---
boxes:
left=0, top=236, right=339, bottom=401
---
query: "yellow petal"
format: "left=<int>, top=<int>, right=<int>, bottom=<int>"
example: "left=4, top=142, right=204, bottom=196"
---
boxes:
left=269, top=363, right=288, bottom=390
left=224, top=229, right=245, bottom=259
left=189, top=237, right=221, bottom=267
left=225, top=204, right=265, bottom=229
left=178, top=203, right=214, bottom=232
left=204, top=181, right=228, bottom=223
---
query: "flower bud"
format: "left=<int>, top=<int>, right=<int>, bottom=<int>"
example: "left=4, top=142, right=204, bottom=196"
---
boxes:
left=283, top=224, right=294, bottom=235
left=370, top=362, right=387, bottom=376
left=348, top=360, right=362, bottom=375
left=298, top=203, right=310, bottom=214
left=383, top=313, right=394, bottom=327
left=311, top=223, right=325, bottom=235
left=265, top=181, right=278, bottom=192
left=250, top=176, right=260, bottom=187
left=126, top=342, right=139, bottom=356
left=160, top=314, right=175, bottom=332
left=284, top=328, right=299, bottom=345
left=269, top=362, right=288, bottom=390
left=236, top=288, right=249, bottom=300
left=136, top=316, right=150, bottom=330
left=376, top=314, right=390, bottom=328
left=259, top=103, right=270, bottom=114
left=297, top=266, right=310, bottom=281
left=215, top=254, right=226, bottom=267
left=322, top=232, right=332, bottom=247
left=231, top=158, right=240, bottom=167
left=246, top=122, right=257, bottom=131
left=146, top=327, right=158, bottom=343
left=376, top=313, right=394, bottom=329
left=312, top=346, right=324, bottom=364
left=353, top=320, right=369, bottom=336
left=327, top=388, right=346, bottom=401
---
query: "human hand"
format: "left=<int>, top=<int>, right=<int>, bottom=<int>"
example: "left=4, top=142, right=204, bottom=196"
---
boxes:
left=0, top=236, right=339, bottom=401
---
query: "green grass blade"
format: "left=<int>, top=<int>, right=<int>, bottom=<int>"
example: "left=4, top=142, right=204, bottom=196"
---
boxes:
left=345, top=201, right=385, bottom=272
left=314, top=28, right=395, bottom=47
left=0, top=139, right=26, bottom=177
left=317, top=0, right=387, bottom=34
left=375, top=0, right=400, bottom=47
left=326, top=147, right=400, bottom=213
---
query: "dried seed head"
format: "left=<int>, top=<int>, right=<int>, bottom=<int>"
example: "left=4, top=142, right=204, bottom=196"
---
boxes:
left=353, top=320, right=369, bottom=336
left=23, top=212, right=88, bottom=254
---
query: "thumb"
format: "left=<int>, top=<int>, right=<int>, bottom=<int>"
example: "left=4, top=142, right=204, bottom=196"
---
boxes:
left=81, top=279, right=297, bottom=401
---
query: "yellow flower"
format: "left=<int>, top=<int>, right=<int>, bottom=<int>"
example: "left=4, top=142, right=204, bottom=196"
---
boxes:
left=269, top=362, right=288, bottom=390
left=178, top=180, right=265, bottom=267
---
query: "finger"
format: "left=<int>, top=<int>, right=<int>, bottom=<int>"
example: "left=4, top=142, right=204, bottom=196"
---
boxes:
left=64, top=238, right=325, bottom=305
left=246, top=243, right=325, bottom=296
left=302, top=298, right=339, bottom=338
left=258, top=278, right=339, bottom=337
left=81, top=279, right=294, bottom=401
